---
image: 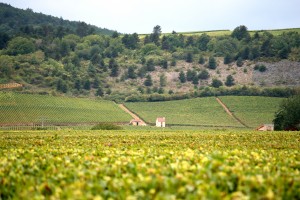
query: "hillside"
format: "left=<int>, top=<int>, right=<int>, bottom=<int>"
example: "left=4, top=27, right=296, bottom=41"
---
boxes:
left=0, top=92, right=131, bottom=125
left=0, top=4, right=299, bottom=102
left=125, top=96, right=283, bottom=128
left=0, top=3, right=115, bottom=37
left=218, top=96, right=284, bottom=128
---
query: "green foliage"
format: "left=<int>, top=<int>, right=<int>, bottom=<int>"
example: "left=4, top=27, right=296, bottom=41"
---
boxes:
left=6, top=37, right=35, bottom=55
left=198, top=55, right=205, bottom=64
left=186, top=69, right=197, bottom=82
left=231, top=25, right=250, bottom=41
left=150, top=25, right=162, bottom=45
left=225, top=75, right=235, bottom=87
left=122, top=33, right=139, bottom=49
left=186, top=52, right=193, bottom=63
left=144, top=74, right=153, bottom=86
left=254, top=64, right=267, bottom=72
left=178, top=71, right=186, bottom=83
left=197, top=33, right=211, bottom=51
left=1, top=131, right=299, bottom=199
left=224, top=54, right=233, bottom=64
left=146, top=58, right=155, bottom=71
left=127, top=66, right=137, bottom=79
left=208, top=56, right=217, bottom=69
left=0, top=3, right=114, bottom=37
left=273, top=95, right=300, bottom=130
left=236, top=57, right=243, bottom=67
left=0, top=55, right=14, bottom=78
left=91, top=123, right=123, bottom=130
left=211, top=79, right=223, bottom=88
left=198, top=69, right=210, bottom=80
left=159, top=74, right=167, bottom=87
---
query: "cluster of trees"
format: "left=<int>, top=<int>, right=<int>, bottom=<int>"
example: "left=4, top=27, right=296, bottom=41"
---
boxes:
left=274, top=95, right=300, bottom=130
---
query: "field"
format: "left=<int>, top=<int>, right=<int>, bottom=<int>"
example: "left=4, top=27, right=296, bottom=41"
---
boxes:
left=219, top=96, right=284, bottom=128
left=140, top=28, right=300, bottom=38
left=0, top=130, right=299, bottom=199
left=0, top=92, right=131, bottom=124
left=125, top=97, right=242, bottom=128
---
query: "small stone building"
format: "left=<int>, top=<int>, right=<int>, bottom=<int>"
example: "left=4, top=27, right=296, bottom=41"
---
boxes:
left=156, top=117, right=166, bottom=127
left=256, top=124, right=274, bottom=131
left=130, top=119, right=146, bottom=126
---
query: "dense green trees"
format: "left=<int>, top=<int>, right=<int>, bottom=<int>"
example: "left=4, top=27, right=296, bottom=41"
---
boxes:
left=6, top=37, right=35, bottom=55
left=273, top=95, right=300, bottom=130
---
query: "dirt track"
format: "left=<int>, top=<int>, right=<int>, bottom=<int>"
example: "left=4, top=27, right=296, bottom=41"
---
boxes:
left=215, top=97, right=249, bottom=128
left=0, top=83, right=23, bottom=89
left=119, top=104, right=147, bottom=126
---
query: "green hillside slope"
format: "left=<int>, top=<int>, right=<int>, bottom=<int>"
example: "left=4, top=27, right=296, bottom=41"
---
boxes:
left=0, top=92, right=131, bottom=124
left=0, top=3, right=114, bottom=36
left=219, top=96, right=283, bottom=128
left=125, top=97, right=242, bottom=128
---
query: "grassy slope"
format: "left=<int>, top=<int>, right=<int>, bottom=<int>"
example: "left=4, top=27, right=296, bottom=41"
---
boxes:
left=0, top=92, right=131, bottom=124
left=219, top=96, right=284, bottom=128
left=125, top=97, right=242, bottom=127
left=144, top=28, right=300, bottom=37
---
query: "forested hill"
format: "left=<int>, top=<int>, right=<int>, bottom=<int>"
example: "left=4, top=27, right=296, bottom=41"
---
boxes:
left=0, top=3, right=300, bottom=102
left=0, top=3, right=115, bottom=37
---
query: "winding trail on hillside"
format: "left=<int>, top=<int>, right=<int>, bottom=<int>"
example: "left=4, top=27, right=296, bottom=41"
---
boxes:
left=215, top=97, right=249, bottom=128
left=118, top=104, right=147, bottom=126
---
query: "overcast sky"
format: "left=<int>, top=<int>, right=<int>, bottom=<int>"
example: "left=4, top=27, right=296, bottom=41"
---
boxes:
left=1, top=0, right=300, bottom=33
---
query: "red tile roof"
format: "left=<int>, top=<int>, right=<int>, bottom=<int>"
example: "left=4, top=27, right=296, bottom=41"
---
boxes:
left=156, top=117, right=165, bottom=122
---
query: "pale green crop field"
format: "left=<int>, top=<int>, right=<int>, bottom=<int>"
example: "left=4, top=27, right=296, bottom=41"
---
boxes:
left=0, top=92, right=131, bottom=124
left=219, top=96, right=284, bottom=128
left=0, top=130, right=299, bottom=199
left=125, top=97, right=242, bottom=128
left=139, top=28, right=300, bottom=38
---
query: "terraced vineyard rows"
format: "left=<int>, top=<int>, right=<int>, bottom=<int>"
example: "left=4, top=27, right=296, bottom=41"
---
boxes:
left=219, top=96, right=284, bottom=128
left=0, top=92, right=131, bottom=124
left=0, top=130, right=299, bottom=199
left=125, top=97, right=243, bottom=128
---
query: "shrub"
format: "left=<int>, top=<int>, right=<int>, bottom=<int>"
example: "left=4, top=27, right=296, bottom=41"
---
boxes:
left=198, top=69, right=210, bottom=80
left=211, top=79, right=223, bottom=88
left=254, top=64, right=267, bottom=72
left=91, top=123, right=123, bottom=130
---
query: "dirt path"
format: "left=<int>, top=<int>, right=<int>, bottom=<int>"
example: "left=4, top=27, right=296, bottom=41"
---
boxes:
left=215, top=97, right=249, bottom=128
left=118, top=104, right=147, bottom=126
left=0, top=83, right=23, bottom=89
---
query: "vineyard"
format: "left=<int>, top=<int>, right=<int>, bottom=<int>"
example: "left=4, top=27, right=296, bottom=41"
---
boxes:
left=0, top=92, right=131, bottom=126
left=219, top=96, right=284, bottom=128
left=125, top=97, right=283, bottom=128
left=0, top=130, right=299, bottom=199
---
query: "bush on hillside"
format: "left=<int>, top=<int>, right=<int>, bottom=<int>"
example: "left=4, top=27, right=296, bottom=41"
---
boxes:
left=91, top=123, right=123, bottom=130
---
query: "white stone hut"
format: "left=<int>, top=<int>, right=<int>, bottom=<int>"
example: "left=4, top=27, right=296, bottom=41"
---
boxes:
left=156, top=117, right=166, bottom=127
